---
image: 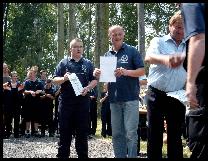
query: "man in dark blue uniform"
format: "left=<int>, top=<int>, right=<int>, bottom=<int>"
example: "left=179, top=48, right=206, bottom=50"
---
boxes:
left=94, top=25, right=145, bottom=158
left=181, top=3, right=207, bottom=159
left=53, top=38, right=97, bottom=158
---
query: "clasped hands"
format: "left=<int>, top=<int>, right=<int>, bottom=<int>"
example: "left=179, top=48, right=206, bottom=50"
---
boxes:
left=164, top=54, right=185, bottom=68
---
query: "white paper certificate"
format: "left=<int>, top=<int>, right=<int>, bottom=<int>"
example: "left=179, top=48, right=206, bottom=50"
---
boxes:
left=99, top=56, right=117, bottom=82
left=67, top=73, right=83, bottom=96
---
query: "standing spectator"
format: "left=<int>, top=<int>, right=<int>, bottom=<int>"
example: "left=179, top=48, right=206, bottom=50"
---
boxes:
left=181, top=3, right=207, bottom=159
left=93, top=25, right=145, bottom=158
left=144, top=11, right=186, bottom=159
left=3, top=71, right=24, bottom=138
left=39, top=69, right=48, bottom=133
left=40, top=79, right=55, bottom=137
left=100, top=83, right=112, bottom=138
left=3, top=62, right=11, bottom=83
left=39, top=70, right=47, bottom=86
left=88, top=86, right=98, bottom=137
left=2, top=62, right=11, bottom=138
left=23, top=67, right=44, bottom=138
left=53, top=38, right=97, bottom=158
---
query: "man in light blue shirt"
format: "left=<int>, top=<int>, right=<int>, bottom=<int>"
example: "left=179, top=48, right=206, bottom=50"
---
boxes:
left=145, top=11, right=186, bottom=159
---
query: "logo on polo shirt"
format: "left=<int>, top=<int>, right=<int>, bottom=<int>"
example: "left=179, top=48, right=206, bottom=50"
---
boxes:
left=82, top=65, right=87, bottom=73
left=121, top=55, right=128, bottom=63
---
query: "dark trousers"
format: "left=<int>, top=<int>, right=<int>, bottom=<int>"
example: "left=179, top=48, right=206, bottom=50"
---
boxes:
left=146, top=86, right=185, bottom=159
left=89, top=99, right=97, bottom=135
left=101, top=106, right=112, bottom=136
left=41, top=104, right=54, bottom=135
left=57, top=99, right=90, bottom=158
left=54, top=96, right=59, bottom=134
left=188, top=83, right=208, bottom=159
left=4, top=106, right=21, bottom=137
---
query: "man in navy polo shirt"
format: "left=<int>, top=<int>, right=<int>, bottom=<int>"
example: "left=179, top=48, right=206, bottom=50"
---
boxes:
left=181, top=3, right=207, bottom=159
left=53, top=38, right=97, bottom=158
left=94, top=25, right=145, bottom=158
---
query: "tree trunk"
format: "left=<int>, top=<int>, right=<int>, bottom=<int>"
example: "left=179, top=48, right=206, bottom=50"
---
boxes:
left=68, top=3, right=77, bottom=44
left=137, top=3, right=145, bottom=60
left=57, top=3, right=65, bottom=62
left=94, top=3, right=109, bottom=99
left=3, top=3, right=9, bottom=47
left=86, top=3, right=92, bottom=59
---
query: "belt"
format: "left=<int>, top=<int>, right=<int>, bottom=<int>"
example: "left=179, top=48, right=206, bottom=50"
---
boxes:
left=149, top=85, right=167, bottom=95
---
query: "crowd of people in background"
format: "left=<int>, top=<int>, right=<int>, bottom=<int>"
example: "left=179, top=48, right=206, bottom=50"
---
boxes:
left=3, top=64, right=61, bottom=139
left=2, top=62, right=113, bottom=142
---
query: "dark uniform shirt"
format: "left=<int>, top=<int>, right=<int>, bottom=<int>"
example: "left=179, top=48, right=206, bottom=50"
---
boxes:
left=24, top=79, right=44, bottom=93
left=3, top=81, right=24, bottom=112
left=104, top=43, right=144, bottom=103
left=54, top=57, right=96, bottom=104
left=44, top=86, right=55, bottom=106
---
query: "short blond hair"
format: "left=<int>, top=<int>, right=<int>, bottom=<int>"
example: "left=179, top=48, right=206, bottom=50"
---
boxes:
left=69, top=38, right=83, bottom=48
left=108, top=25, right=125, bottom=37
left=169, top=10, right=183, bottom=26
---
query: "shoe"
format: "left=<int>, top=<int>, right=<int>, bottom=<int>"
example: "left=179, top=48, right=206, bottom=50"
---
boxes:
left=33, top=131, right=40, bottom=137
left=101, top=132, right=106, bottom=138
left=25, top=133, right=30, bottom=138
left=49, top=133, right=54, bottom=137
left=3, top=135, right=10, bottom=139
left=88, top=135, right=93, bottom=139
left=101, top=133, right=106, bottom=138
left=14, top=134, right=20, bottom=138
left=41, top=130, right=45, bottom=137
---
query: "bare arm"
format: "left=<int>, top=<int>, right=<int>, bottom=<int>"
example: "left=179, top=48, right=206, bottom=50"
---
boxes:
left=100, top=93, right=108, bottom=103
left=52, top=72, right=70, bottom=85
left=81, top=80, right=98, bottom=96
left=186, top=33, right=205, bottom=85
left=145, top=54, right=184, bottom=68
left=120, top=67, right=145, bottom=77
left=186, top=33, right=205, bottom=108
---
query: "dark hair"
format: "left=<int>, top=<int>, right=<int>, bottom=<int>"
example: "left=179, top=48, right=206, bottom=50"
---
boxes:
left=46, top=79, right=52, bottom=83
left=40, top=70, right=46, bottom=74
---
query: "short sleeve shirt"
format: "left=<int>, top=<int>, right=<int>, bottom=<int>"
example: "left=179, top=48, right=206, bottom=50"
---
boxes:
left=53, top=57, right=96, bottom=103
left=104, top=43, right=144, bottom=103
left=24, top=79, right=44, bottom=92
left=146, top=34, right=187, bottom=92
left=181, top=3, right=205, bottom=42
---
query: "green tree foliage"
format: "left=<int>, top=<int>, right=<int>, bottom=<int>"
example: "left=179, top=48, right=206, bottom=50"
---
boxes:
left=144, top=3, right=178, bottom=47
left=120, top=3, right=138, bottom=46
left=4, top=3, right=57, bottom=81
left=3, top=3, right=178, bottom=81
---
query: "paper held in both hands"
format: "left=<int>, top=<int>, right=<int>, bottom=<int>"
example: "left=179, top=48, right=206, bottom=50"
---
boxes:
left=99, top=56, right=117, bottom=82
left=167, top=89, right=188, bottom=106
left=67, top=73, right=83, bottom=96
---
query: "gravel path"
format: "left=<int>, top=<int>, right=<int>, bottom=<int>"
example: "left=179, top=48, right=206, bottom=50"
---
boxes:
left=3, top=135, right=114, bottom=158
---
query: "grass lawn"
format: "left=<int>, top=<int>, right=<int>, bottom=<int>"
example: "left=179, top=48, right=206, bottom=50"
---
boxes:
left=95, top=117, right=192, bottom=158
